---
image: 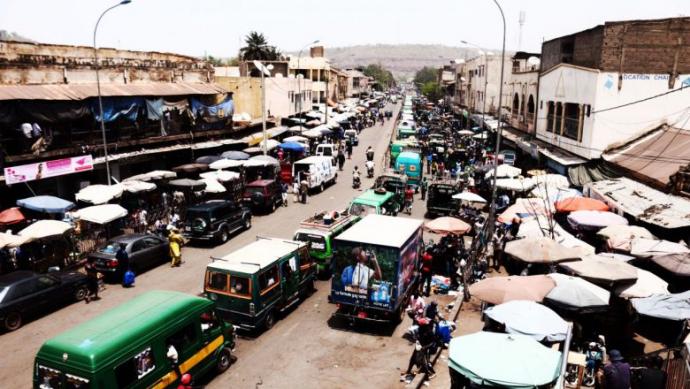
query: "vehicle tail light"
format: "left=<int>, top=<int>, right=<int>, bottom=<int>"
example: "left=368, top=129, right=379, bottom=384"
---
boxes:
left=107, top=260, right=118, bottom=268
left=249, top=303, right=255, bottom=316
left=357, top=311, right=368, bottom=319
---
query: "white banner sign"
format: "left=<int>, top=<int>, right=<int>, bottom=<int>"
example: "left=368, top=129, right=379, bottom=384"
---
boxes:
left=4, top=155, right=94, bottom=185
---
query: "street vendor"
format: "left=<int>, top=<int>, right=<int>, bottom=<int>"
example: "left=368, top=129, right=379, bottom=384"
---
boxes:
left=168, top=227, right=184, bottom=267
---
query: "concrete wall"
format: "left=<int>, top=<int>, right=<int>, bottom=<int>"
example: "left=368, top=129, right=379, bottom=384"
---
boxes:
left=507, top=70, right=539, bottom=134
left=467, top=55, right=512, bottom=115
left=215, top=76, right=312, bottom=119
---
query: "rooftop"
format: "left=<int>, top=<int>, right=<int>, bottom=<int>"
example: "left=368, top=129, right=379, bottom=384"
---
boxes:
left=336, top=214, right=422, bottom=248
left=208, top=237, right=305, bottom=274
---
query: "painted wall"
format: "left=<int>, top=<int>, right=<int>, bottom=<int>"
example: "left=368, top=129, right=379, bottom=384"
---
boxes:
left=215, top=76, right=312, bottom=120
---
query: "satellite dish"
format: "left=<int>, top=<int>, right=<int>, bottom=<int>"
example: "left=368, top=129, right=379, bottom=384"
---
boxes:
left=252, top=60, right=272, bottom=76
left=527, top=56, right=541, bottom=66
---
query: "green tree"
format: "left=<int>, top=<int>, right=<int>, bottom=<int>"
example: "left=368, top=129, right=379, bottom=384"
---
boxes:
left=362, top=64, right=396, bottom=89
left=239, top=31, right=282, bottom=61
left=421, top=81, right=442, bottom=101
left=414, top=66, right=438, bottom=85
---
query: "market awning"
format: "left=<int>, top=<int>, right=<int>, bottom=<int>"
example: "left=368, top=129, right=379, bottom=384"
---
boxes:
left=0, top=82, right=228, bottom=101
left=75, top=184, right=124, bottom=205
left=75, top=204, right=128, bottom=225
left=484, top=300, right=569, bottom=342
left=18, top=220, right=72, bottom=240
left=17, top=195, right=75, bottom=213
left=0, top=207, right=25, bottom=225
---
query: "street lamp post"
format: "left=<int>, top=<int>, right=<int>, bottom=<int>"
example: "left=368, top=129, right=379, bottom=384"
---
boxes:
left=296, top=40, right=320, bottom=132
left=93, top=0, right=131, bottom=186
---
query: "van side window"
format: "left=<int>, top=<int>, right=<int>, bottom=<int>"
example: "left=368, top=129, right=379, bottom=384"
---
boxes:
left=206, top=271, right=229, bottom=292
left=166, top=323, right=198, bottom=356
left=258, top=265, right=279, bottom=291
left=114, top=347, right=155, bottom=387
left=200, top=310, right=219, bottom=334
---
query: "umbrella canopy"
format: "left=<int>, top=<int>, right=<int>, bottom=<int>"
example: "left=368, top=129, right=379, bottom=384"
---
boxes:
left=505, top=237, right=582, bottom=264
left=301, top=128, right=324, bottom=138
left=0, top=207, right=25, bottom=225
left=545, top=273, right=610, bottom=311
left=449, top=332, right=562, bottom=388
left=248, top=155, right=280, bottom=166
left=199, top=170, right=240, bottom=182
left=452, top=191, right=486, bottom=203
left=75, top=204, right=128, bottom=225
left=18, top=220, right=72, bottom=240
left=319, top=127, right=334, bottom=136
left=567, top=210, right=628, bottom=231
left=172, top=163, right=209, bottom=174
left=469, top=275, right=556, bottom=305
left=283, top=135, right=308, bottom=143
left=630, top=238, right=690, bottom=258
left=650, top=253, right=690, bottom=277
left=200, top=178, right=226, bottom=193
left=17, top=195, right=75, bottom=213
left=555, top=197, right=609, bottom=213
left=615, top=268, right=669, bottom=299
left=120, top=180, right=157, bottom=194
left=485, top=164, right=522, bottom=179
left=0, top=232, right=30, bottom=249
left=168, top=178, right=206, bottom=191
left=220, top=150, right=250, bottom=160
left=195, top=155, right=222, bottom=164
left=123, top=170, right=176, bottom=182
left=494, top=178, right=535, bottom=192
left=279, top=141, right=306, bottom=152
left=560, top=254, right=638, bottom=286
left=530, top=187, right=581, bottom=205
left=484, top=300, right=569, bottom=342
left=75, top=184, right=124, bottom=205
left=632, top=291, right=690, bottom=321
left=598, top=225, right=655, bottom=240
left=209, top=159, right=245, bottom=170
left=424, top=217, right=471, bottom=235
left=532, top=174, right=570, bottom=189
left=498, top=198, right=550, bottom=224
left=517, top=216, right=595, bottom=257
left=457, top=129, right=474, bottom=136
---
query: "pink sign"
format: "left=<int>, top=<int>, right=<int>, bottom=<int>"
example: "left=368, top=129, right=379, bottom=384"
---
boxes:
left=4, top=155, right=94, bottom=185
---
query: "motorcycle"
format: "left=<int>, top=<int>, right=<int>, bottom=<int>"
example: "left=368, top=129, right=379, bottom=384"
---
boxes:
left=352, top=174, right=361, bottom=189
left=366, top=161, right=375, bottom=178
left=565, top=337, right=605, bottom=387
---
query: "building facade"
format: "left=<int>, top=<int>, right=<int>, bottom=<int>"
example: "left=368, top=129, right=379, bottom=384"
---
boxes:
left=288, top=46, right=334, bottom=104
left=463, top=54, right=512, bottom=116
left=507, top=52, right=540, bottom=134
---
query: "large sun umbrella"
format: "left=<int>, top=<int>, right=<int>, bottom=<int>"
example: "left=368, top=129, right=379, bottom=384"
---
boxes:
left=209, top=159, right=245, bottom=170
left=632, top=291, right=690, bottom=321
left=630, top=238, right=690, bottom=258
left=283, top=135, right=308, bottom=143
left=279, top=141, right=306, bottom=152
left=319, top=127, right=334, bottom=136
left=18, top=220, right=72, bottom=240
left=485, top=164, right=522, bottom=179
left=615, top=269, right=669, bottom=299
left=200, top=178, right=226, bottom=194
left=457, top=129, right=474, bottom=136
left=531, top=187, right=581, bottom=205
left=424, top=217, right=471, bottom=235
left=0, top=232, right=30, bottom=249
left=597, top=225, right=655, bottom=240
left=248, top=155, right=280, bottom=166
left=301, top=128, right=324, bottom=138
left=75, top=184, right=124, bottom=205
left=449, top=332, right=562, bottom=388
left=469, top=275, right=556, bottom=305
left=251, top=139, right=281, bottom=151
left=0, top=207, right=25, bottom=225
left=17, top=195, right=75, bottom=213
left=505, top=237, right=581, bottom=264
left=75, top=204, right=128, bottom=225
left=545, top=273, right=610, bottom=312
left=484, top=300, right=569, bottom=342
left=532, top=174, right=570, bottom=189
left=567, top=210, right=628, bottom=231
left=560, top=254, right=638, bottom=286
left=472, top=132, right=489, bottom=140
left=650, top=253, right=690, bottom=277
left=452, top=191, right=486, bottom=203
left=168, top=178, right=206, bottom=191
left=555, top=197, right=609, bottom=213
left=517, top=216, right=595, bottom=257
left=220, top=150, right=250, bottom=160
left=199, top=170, right=240, bottom=182
left=120, top=180, right=157, bottom=194
left=171, top=163, right=209, bottom=174
left=123, top=170, right=176, bottom=182
left=495, top=178, right=535, bottom=192
left=498, top=198, right=549, bottom=224
left=195, top=155, right=222, bottom=164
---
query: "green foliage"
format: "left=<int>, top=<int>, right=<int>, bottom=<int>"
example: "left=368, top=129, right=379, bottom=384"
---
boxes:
left=362, top=64, right=396, bottom=90
left=239, top=31, right=282, bottom=61
left=421, top=81, right=442, bottom=101
left=414, top=66, right=438, bottom=85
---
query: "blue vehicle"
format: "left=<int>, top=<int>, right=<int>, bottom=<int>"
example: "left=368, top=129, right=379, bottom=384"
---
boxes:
left=394, top=151, right=423, bottom=187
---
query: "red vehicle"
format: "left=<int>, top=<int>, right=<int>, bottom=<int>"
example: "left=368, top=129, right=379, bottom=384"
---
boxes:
left=243, top=179, right=285, bottom=213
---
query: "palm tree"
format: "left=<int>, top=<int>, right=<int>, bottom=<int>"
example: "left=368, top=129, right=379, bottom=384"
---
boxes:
left=239, top=31, right=281, bottom=61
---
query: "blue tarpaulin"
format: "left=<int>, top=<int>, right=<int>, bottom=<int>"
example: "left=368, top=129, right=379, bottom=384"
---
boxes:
left=190, top=95, right=233, bottom=120
left=91, top=97, right=145, bottom=123
left=17, top=195, right=75, bottom=213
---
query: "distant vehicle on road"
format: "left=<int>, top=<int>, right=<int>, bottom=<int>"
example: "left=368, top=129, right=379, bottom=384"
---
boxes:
left=315, top=143, right=338, bottom=166
left=90, top=234, right=169, bottom=280
left=0, top=270, right=89, bottom=331
left=426, top=181, right=461, bottom=217
left=293, top=211, right=359, bottom=277
left=292, top=156, right=337, bottom=192
left=348, top=189, right=400, bottom=217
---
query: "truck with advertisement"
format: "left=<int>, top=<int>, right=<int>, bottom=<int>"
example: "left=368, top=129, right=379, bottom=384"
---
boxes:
left=329, top=214, right=423, bottom=323
left=293, top=211, right=359, bottom=277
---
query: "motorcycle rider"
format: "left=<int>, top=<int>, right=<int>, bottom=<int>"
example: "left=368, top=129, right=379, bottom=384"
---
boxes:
left=366, top=146, right=374, bottom=162
left=404, top=185, right=415, bottom=213
left=352, top=166, right=361, bottom=188
left=365, top=160, right=375, bottom=178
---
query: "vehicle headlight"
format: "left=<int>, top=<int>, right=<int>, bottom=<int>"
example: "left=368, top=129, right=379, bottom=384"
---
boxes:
left=207, top=292, right=217, bottom=301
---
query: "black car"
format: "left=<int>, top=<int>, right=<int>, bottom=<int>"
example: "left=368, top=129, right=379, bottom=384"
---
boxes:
left=0, top=270, right=89, bottom=331
left=243, top=179, right=284, bottom=213
left=184, top=200, right=252, bottom=243
left=89, top=234, right=169, bottom=280
left=426, top=181, right=461, bottom=217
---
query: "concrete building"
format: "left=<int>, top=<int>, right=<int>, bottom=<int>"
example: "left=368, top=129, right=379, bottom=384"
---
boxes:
left=536, top=17, right=690, bottom=161
left=507, top=52, right=540, bottom=134
left=463, top=54, right=512, bottom=117
left=288, top=46, right=336, bottom=104
left=344, top=68, right=371, bottom=97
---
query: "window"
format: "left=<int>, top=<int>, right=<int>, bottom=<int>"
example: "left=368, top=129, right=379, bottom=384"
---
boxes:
left=281, top=259, right=295, bottom=280
left=258, top=265, right=279, bottom=292
left=200, top=310, right=220, bottom=334
left=37, top=365, right=62, bottom=389
left=230, top=276, right=250, bottom=297
left=166, top=323, right=198, bottom=357
left=563, top=103, right=580, bottom=140
left=36, top=275, right=59, bottom=290
left=546, top=101, right=555, bottom=132
left=512, top=93, right=520, bottom=113
left=65, top=374, right=90, bottom=389
left=115, top=347, right=156, bottom=388
left=206, top=271, right=229, bottom=292
left=554, top=102, right=563, bottom=134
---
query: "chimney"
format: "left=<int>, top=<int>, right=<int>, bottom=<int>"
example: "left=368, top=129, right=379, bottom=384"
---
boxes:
left=310, top=46, right=324, bottom=58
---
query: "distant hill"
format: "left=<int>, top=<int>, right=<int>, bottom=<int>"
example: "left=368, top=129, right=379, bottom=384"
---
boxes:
left=0, top=30, right=34, bottom=43
left=324, top=44, right=484, bottom=80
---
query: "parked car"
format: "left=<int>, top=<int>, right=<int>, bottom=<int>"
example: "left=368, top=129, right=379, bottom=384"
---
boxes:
left=426, top=181, right=461, bottom=217
left=348, top=189, right=400, bottom=217
left=185, top=200, right=252, bottom=243
left=293, top=211, right=359, bottom=277
left=292, top=156, right=337, bottom=192
left=90, top=234, right=170, bottom=280
left=243, top=179, right=284, bottom=213
left=0, top=270, right=89, bottom=331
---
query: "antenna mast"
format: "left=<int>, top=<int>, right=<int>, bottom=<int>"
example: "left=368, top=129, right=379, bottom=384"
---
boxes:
left=518, top=10, right=526, bottom=51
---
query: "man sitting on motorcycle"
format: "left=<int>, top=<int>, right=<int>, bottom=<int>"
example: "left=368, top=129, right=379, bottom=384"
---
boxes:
left=365, top=146, right=374, bottom=162
left=365, top=160, right=375, bottom=177
left=404, top=185, right=415, bottom=213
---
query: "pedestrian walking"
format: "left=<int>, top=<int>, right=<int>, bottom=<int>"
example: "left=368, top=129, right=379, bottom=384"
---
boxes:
left=168, top=227, right=184, bottom=267
left=84, top=257, right=100, bottom=303
left=420, top=249, right=433, bottom=296
left=299, top=175, right=309, bottom=204
left=426, top=153, right=432, bottom=174
left=337, top=151, right=346, bottom=171
left=292, top=179, right=300, bottom=203
left=280, top=182, right=289, bottom=207
left=138, top=208, right=148, bottom=233
left=346, top=141, right=353, bottom=159
left=420, top=177, right=428, bottom=200
left=115, top=243, right=130, bottom=286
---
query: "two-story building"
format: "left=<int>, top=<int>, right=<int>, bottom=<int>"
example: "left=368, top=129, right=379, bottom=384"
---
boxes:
left=507, top=52, right=540, bottom=134
left=288, top=46, right=337, bottom=105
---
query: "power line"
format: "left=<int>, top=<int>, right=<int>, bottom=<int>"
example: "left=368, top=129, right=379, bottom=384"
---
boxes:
left=592, top=84, right=689, bottom=114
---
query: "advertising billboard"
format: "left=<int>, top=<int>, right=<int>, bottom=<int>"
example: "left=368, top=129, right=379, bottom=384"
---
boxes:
left=4, top=155, right=94, bottom=185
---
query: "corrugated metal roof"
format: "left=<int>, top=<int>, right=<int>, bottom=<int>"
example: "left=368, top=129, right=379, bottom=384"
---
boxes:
left=0, top=82, right=228, bottom=101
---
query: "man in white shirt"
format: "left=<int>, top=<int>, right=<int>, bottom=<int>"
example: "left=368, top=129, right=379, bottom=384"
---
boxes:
left=349, top=248, right=382, bottom=292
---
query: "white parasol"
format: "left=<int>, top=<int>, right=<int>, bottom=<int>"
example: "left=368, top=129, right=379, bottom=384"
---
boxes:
left=75, top=204, right=128, bottom=225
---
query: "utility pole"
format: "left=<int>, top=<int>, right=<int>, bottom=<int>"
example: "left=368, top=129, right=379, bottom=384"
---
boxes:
left=324, top=68, right=329, bottom=126
left=260, top=67, right=267, bottom=155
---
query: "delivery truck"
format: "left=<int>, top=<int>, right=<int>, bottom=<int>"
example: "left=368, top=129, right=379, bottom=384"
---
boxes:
left=329, top=214, right=423, bottom=323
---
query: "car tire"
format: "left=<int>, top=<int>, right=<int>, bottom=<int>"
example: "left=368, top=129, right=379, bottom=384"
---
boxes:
left=271, top=201, right=277, bottom=213
left=219, top=227, right=229, bottom=243
left=320, top=183, right=325, bottom=192
left=4, top=311, right=22, bottom=331
left=74, top=285, right=88, bottom=301
left=243, top=216, right=251, bottom=230
left=264, top=310, right=275, bottom=330
left=216, top=347, right=232, bottom=374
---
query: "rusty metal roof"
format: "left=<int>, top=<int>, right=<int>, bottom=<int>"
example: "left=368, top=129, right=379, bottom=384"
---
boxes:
left=0, top=82, right=228, bottom=101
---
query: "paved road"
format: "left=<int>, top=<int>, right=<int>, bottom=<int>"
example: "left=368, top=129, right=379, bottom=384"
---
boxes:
left=1, top=101, right=439, bottom=388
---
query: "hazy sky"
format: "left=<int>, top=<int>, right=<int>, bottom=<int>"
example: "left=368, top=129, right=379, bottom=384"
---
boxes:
left=0, top=0, right=687, bottom=58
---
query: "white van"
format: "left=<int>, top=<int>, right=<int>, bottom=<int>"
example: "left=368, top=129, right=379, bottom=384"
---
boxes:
left=293, top=156, right=337, bottom=192
left=315, top=143, right=338, bottom=166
